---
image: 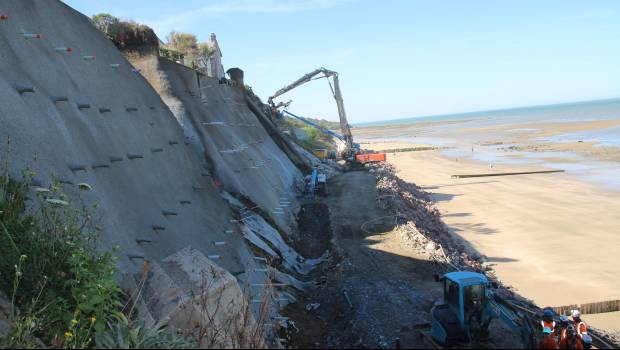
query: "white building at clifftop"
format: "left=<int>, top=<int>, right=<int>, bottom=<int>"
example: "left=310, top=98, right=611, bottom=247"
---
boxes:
left=204, top=33, right=225, bottom=79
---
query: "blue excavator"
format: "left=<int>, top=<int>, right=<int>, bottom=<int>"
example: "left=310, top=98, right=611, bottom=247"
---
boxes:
left=429, top=271, right=538, bottom=348
left=304, top=167, right=327, bottom=196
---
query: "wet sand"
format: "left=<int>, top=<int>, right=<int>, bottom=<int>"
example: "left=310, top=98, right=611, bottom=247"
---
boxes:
left=363, top=140, right=620, bottom=330
left=583, top=311, right=620, bottom=333
left=355, top=119, right=620, bottom=162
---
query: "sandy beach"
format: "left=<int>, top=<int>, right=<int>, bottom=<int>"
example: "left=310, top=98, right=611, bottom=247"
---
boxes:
left=364, top=141, right=620, bottom=330
left=355, top=112, right=620, bottom=332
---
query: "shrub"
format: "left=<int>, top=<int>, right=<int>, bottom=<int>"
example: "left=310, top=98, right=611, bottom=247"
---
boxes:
left=91, top=13, right=157, bottom=50
left=0, top=171, right=124, bottom=348
left=95, top=321, right=196, bottom=349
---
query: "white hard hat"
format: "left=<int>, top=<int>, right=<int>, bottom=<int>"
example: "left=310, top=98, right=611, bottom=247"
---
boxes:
left=571, top=310, right=581, bottom=318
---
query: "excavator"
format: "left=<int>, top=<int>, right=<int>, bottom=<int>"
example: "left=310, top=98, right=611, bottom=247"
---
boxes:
left=427, top=271, right=538, bottom=348
left=268, top=67, right=384, bottom=163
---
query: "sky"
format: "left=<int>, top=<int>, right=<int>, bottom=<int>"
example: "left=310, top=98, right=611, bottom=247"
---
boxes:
left=62, top=0, right=620, bottom=123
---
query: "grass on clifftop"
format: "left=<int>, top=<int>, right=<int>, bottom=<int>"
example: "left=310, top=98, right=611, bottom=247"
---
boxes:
left=0, top=162, right=194, bottom=348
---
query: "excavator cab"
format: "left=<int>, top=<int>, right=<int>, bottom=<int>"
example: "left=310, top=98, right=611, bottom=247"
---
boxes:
left=430, top=271, right=538, bottom=348
left=431, top=272, right=489, bottom=346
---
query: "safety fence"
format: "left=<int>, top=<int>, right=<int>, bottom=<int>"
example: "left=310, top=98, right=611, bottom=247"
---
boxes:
left=552, top=299, right=620, bottom=315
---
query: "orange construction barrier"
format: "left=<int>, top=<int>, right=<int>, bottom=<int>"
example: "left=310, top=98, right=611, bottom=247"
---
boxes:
left=0, top=14, right=9, bottom=20
left=355, top=153, right=386, bottom=164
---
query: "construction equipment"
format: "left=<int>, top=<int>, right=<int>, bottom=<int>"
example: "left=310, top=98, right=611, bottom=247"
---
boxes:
left=268, top=67, right=362, bottom=160
left=313, top=149, right=328, bottom=160
left=304, top=167, right=327, bottom=196
left=355, top=153, right=386, bottom=164
left=430, top=271, right=537, bottom=348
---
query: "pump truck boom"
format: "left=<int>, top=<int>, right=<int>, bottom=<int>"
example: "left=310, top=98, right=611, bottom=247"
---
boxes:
left=268, top=67, right=357, bottom=159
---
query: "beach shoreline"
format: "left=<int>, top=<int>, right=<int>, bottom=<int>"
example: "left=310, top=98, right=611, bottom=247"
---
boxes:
left=361, top=138, right=620, bottom=332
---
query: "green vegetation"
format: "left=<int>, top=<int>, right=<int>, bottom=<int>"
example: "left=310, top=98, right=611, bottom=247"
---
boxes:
left=278, top=117, right=337, bottom=153
left=91, top=13, right=119, bottom=34
left=284, top=116, right=341, bottom=131
left=90, top=14, right=216, bottom=70
left=163, top=31, right=216, bottom=69
left=296, top=125, right=333, bottom=151
left=0, top=157, right=194, bottom=348
left=95, top=321, right=195, bottom=349
left=90, top=13, right=155, bottom=49
left=0, top=170, right=123, bottom=348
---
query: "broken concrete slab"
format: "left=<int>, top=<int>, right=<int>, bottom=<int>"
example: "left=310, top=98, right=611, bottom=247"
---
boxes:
left=138, top=247, right=264, bottom=348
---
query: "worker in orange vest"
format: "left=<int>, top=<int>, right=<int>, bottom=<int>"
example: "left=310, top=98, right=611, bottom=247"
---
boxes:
left=541, top=308, right=556, bottom=333
left=558, top=315, right=571, bottom=342
left=539, top=327, right=559, bottom=349
left=559, top=324, right=583, bottom=349
left=571, top=310, right=588, bottom=339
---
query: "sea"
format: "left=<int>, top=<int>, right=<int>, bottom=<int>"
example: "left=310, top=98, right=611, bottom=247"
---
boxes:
left=356, top=98, right=620, bottom=190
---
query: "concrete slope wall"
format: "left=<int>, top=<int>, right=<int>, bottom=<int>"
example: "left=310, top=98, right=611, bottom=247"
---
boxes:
left=0, top=0, right=246, bottom=276
left=128, top=55, right=304, bottom=233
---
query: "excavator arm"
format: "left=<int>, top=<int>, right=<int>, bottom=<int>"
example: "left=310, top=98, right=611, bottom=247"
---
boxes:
left=268, top=68, right=355, bottom=157
left=483, top=293, right=538, bottom=349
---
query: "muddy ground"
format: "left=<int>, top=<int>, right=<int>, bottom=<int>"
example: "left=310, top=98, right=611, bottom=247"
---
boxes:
left=283, top=171, right=441, bottom=348
left=282, top=170, right=522, bottom=349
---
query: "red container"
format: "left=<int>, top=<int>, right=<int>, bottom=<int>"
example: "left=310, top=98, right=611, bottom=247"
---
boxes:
left=355, top=153, right=386, bottom=164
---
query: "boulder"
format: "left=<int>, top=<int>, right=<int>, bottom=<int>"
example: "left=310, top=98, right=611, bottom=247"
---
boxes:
left=137, top=247, right=264, bottom=348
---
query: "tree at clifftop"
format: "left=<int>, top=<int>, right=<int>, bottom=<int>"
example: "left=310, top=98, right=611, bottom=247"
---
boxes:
left=197, top=42, right=216, bottom=68
left=91, top=13, right=120, bottom=34
left=166, top=31, right=198, bottom=59
left=165, top=32, right=216, bottom=69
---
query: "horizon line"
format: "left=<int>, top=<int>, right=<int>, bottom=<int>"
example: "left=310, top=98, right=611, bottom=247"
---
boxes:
left=355, top=96, right=620, bottom=126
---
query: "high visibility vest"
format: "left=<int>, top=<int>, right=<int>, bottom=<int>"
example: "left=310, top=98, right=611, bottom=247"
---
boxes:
left=576, top=321, right=587, bottom=337
left=541, top=320, right=556, bottom=332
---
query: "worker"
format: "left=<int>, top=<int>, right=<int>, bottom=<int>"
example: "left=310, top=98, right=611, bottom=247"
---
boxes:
left=559, top=324, right=583, bottom=349
left=558, top=315, right=571, bottom=342
left=539, top=327, right=559, bottom=349
left=541, top=308, right=556, bottom=333
left=571, top=310, right=588, bottom=339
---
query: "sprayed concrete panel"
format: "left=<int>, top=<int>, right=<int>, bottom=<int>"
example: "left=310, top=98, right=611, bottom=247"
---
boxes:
left=0, top=2, right=328, bottom=341
left=0, top=0, right=246, bottom=277
left=128, top=54, right=304, bottom=233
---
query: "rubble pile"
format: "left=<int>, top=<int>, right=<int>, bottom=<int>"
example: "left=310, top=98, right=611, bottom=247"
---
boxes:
left=369, top=163, right=531, bottom=304
left=370, top=163, right=483, bottom=271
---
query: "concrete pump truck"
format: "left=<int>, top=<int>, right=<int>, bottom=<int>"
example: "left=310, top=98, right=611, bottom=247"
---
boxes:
left=267, top=67, right=385, bottom=164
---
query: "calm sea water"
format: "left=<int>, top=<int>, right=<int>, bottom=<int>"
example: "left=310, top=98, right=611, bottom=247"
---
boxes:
left=357, top=98, right=620, bottom=146
left=357, top=98, right=620, bottom=190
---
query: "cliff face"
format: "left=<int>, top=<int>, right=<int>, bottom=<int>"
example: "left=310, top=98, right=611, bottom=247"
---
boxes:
left=0, top=1, right=318, bottom=334
left=1, top=0, right=238, bottom=270
left=126, top=53, right=304, bottom=233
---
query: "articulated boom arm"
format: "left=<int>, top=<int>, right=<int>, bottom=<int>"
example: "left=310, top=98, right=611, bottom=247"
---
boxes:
left=485, top=294, right=537, bottom=349
left=268, top=68, right=336, bottom=105
left=268, top=68, right=355, bottom=156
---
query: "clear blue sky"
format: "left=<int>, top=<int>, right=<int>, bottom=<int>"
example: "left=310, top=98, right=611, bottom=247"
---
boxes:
left=63, top=0, right=620, bottom=123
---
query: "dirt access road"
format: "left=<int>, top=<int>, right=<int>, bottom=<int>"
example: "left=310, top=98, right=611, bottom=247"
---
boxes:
left=283, top=170, right=523, bottom=349
left=283, top=170, right=443, bottom=348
